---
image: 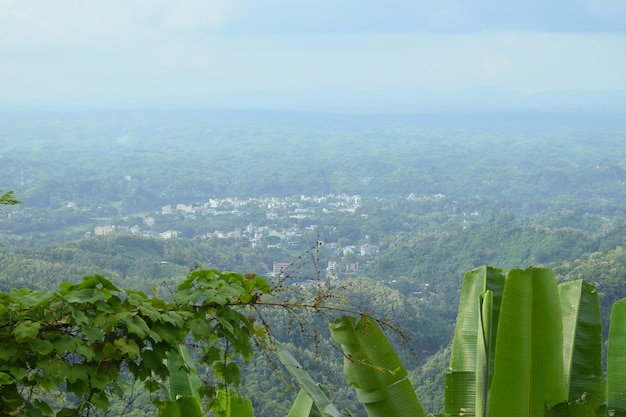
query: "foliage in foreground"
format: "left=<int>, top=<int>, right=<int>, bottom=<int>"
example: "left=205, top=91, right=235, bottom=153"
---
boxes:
left=0, top=268, right=270, bottom=416
left=328, top=266, right=626, bottom=417
left=1, top=264, right=625, bottom=417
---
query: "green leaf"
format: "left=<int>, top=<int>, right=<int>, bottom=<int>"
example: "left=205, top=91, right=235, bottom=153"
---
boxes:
left=157, top=396, right=205, bottom=417
left=63, top=288, right=103, bottom=304
left=288, top=389, right=317, bottom=417
left=443, top=371, right=474, bottom=416
left=13, top=321, right=40, bottom=342
left=56, top=407, right=80, bottom=417
left=31, top=339, right=54, bottom=355
left=488, top=267, right=567, bottom=417
left=125, top=314, right=151, bottom=338
left=545, top=401, right=598, bottom=417
left=188, top=318, right=215, bottom=340
left=52, top=334, right=79, bottom=354
left=449, top=266, right=504, bottom=370
left=446, top=266, right=504, bottom=416
left=329, top=315, right=425, bottom=417
left=215, top=361, right=242, bottom=387
left=0, top=372, right=13, bottom=385
left=91, top=391, right=111, bottom=410
left=0, top=190, right=20, bottom=206
left=67, top=377, right=90, bottom=397
left=475, top=290, right=493, bottom=417
left=558, top=280, right=604, bottom=402
left=213, top=389, right=254, bottom=417
left=166, top=346, right=203, bottom=402
left=273, top=342, right=342, bottom=417
left=33, top=399, right=53, bottom=416
left=254, top=276, right=271, bottom=294
left=607, top=298, right=626, bottom=416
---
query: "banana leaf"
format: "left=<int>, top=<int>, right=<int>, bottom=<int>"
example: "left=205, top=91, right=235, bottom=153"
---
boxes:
left=273, top=342, right=343, bottom=417
left=488, top=268, right=567, bottom=417
left=607, top=298, right=626, bottom=417
left=166, top=345, right=203, bottom=401
left=288, top=389, right=323, bottom=417
left=558, top=280, right=604, bottom=403
left=445, top=266, right=504, bottom=416
left=157, top=345, right=204, bottom=417
left=329, top=315, right=425, bottom=417
left=475, top=290, right=493, bottom=417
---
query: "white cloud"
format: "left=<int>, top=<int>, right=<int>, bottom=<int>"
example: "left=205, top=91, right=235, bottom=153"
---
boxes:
left=159, top=0, right=239, bottom=30
left=0, top=0, right=246, bottom=46
left=1, top=3, right=625, bottom=106
left=482, top=55, right=513, bottom=76
left=580, top=0, right=626, bottom=20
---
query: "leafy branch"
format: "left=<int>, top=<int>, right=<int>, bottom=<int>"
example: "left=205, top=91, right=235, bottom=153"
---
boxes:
left=0, top=190, right=20, bottom=208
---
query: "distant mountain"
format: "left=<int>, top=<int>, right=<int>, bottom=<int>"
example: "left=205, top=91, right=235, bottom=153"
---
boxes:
left=4, top=88, right=625, bottom=115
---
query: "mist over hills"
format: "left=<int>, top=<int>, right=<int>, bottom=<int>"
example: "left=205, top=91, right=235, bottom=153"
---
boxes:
left=4, top=88, right=626, bottom=115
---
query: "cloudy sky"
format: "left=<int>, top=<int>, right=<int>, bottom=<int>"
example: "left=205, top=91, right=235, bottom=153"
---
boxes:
left=1, top=0, right=625, bottom=111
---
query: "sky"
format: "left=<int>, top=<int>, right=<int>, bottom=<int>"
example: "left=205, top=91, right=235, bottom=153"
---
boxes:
left=1, top=0, right=625, bottom=111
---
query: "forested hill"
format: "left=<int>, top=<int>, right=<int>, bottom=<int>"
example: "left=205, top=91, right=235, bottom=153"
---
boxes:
left=3, top=219, right=626, bottom=326
left=0, top=234, right=291, bottom=294
left=2, top=110, right=626, bottom=209
left=370, top=221, right=626, bottom=320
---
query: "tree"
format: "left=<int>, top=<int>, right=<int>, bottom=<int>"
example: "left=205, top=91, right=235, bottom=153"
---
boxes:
left=0, top=268, right=271, bottom=416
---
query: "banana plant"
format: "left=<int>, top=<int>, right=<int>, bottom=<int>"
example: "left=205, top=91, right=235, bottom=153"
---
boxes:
left=445, top=266, right=504, bottom=416
left=329, top=266, right=626, bottom=417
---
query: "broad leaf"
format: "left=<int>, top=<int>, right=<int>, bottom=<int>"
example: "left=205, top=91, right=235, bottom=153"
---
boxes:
left=166, top=345, right=203, bottom=402
left=274, top=342, right=342, bottom=417
left=607, top=298, right=626, bottom=417
left=213, top=389, right=254, bottom=417
left=13, top=321, right=40, bottom=343
left=558, top=280, right=604, bottom=402
left=157, top=396, right=204, bottom=417
left=475, top=290, right=493, bottom=417
left=288, top=389, right=318, bottom=417
left=488, top=268, right=567, bottom=417
left=329, top=315, right=425, bottom=417
left=446, top=266, right=504, bottom=416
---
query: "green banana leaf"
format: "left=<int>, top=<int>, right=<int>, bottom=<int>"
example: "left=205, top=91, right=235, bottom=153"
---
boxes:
left=157, top=345, right=204, bottom=417
left=607, top=298, right=626, bottom=416
left=288, top=389, right=323, bottom=417
left=273, top=342, right=343, bottom=417
left=558, top=280, right=604, bottom=403
left=329, top=315, right=425, bottom=417
left=445, top=266, right=504, bottom=416
left=167, top=345, right=203, bottom=401
left=475, top=290, right=493, bottom=417
left=488, top=268, right=567, bottom=417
